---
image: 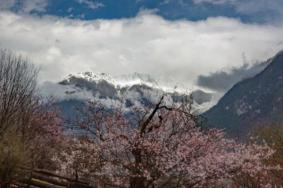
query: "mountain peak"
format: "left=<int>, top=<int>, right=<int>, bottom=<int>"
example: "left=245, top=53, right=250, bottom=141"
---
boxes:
left=69, top=72, right=116, bottom=84
left=276, top=49, right=283, bottom=56
left=65, top=72, right=160, bottom=89
left=117, top=72, right=159, bottom=88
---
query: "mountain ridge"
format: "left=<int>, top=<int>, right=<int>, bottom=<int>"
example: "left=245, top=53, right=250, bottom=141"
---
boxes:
left=41, top=72, right=215, bottom=115
left=203, top=50, right=283, bottom=138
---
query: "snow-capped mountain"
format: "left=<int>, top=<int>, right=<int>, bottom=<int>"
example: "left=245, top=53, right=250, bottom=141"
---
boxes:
left=40, top=72, right=214, bottom=115
left=67, top=72, right=159, bottom=88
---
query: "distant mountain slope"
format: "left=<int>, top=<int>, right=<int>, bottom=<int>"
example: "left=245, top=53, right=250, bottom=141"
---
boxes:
left=203, top=50, right=283, bottom=138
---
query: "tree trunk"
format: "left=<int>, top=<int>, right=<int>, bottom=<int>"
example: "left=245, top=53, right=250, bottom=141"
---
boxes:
left=130, top=147, right=147, bottom=188
left=129, top=177, right=147, bottom=188
left=0, top=182, right=9, bottom=188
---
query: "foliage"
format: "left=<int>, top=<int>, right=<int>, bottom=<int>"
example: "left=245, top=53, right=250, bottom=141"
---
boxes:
left=0, top=131, right=30, bottom=187
left=250, top=123, right=283, bottom=186
left=0, top=50, right=63, bottom=187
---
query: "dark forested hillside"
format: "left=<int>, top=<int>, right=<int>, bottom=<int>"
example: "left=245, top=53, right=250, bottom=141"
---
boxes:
left=203, top=50, right=283, bottom=138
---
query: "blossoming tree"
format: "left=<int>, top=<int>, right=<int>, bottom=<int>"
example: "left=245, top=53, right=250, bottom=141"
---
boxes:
left=57, top=96, right=276, bottom=188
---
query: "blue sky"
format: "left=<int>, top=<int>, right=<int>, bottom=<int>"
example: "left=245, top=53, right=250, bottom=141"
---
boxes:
left=45, top=0, right=239, bottom=21
left=2, top=0, right=283, bottom=23
left=0, top=0, right=283, bottom=93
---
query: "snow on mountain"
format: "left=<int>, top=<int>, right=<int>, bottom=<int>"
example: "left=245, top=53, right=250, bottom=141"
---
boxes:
left=69, top=72, right=162, bottom=90
left=71, top=72, right=117, bottom=86
left=116, top=72, right=159, bottom=88
left=40, top=72, right=214, bottom=114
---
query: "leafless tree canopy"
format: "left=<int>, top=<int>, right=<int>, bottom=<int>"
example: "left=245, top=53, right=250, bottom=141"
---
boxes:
left=0, top=49, right=38, bottom=137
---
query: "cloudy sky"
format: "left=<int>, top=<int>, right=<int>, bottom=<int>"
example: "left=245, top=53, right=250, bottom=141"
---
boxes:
left=0, top=0, right=283, bottom=93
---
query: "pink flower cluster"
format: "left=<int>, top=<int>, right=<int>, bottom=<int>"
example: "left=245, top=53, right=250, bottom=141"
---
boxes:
left=55, top=99, right=277, bottom=187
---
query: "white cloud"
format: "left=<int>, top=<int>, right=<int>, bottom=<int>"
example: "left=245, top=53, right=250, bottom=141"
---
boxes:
left=39, top=81, right=95, bottom=101
left=77, top=0, right=104, bottom=10
left=0, top=11, right=283, bottom=91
